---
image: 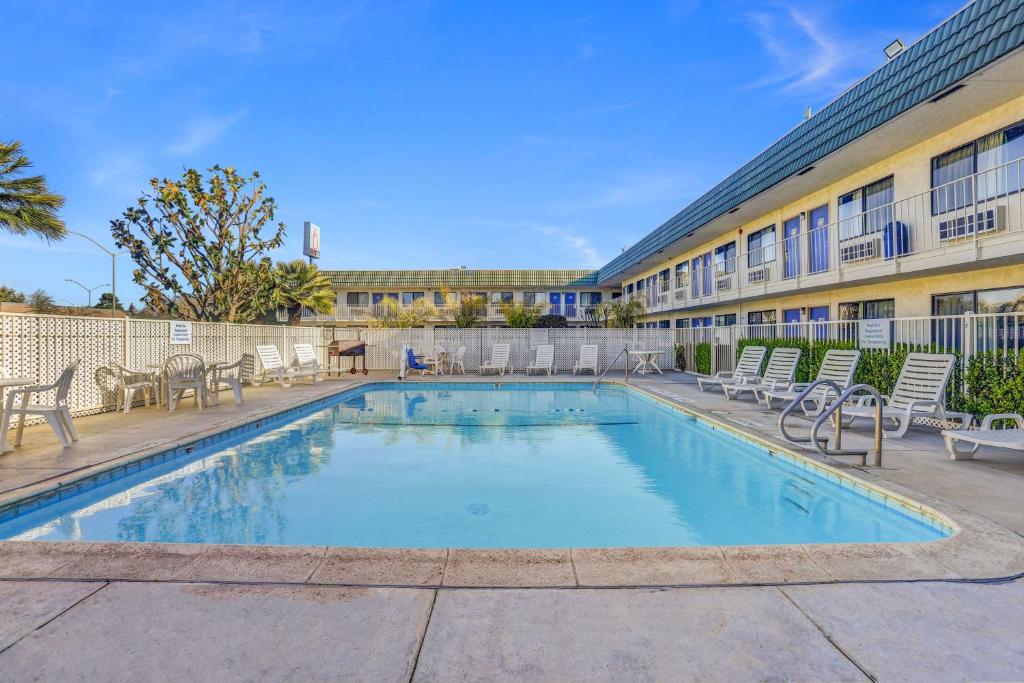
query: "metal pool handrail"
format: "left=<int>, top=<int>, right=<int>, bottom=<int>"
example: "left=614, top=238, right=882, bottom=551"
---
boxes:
left=778, top=380, right=884, bottom=467
left=593, top=347, right=629, bottom=392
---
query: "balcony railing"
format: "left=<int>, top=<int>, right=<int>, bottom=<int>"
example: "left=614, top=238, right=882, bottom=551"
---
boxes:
left=302, top=300, right=597, bottom=323
left=642, top=158, right=1023, bottom=313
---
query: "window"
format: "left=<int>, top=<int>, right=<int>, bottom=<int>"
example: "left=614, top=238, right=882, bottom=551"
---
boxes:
left=523, top=292, right=543, bottom=306
left=714, top=313, right=737, bottom=326
left=625, top=284, right=634, bottom=295
left=346, top=292, right=369, bottom=306
left=675, top=318, right=690, bottom=328
left=490, top=292, right=513, bottom=304
left=838, top=298, right=895, bottom=320
left=674, top=261, right=688, bottom=287
left=932, top=120, right=1024, bottom=214
left=933, top=287, right=1024, bottom=315
left=692, top=316, right=713, bottom=328
left=747, top=310, right=776, bottom=325
left=747, top=225, right=776, bottom=267
left=402, top=292, right=424, bottom=305
left=580, top=292, right=602, bottom=306
left=658, top=320, right=670, bottom=329
left=433, top=291, right=449, bottom=307
left=658, top=269, right=670, bottom=293
left=839, top=176, right=894, bottom=240
left=714, top=241, right=736, bottom=274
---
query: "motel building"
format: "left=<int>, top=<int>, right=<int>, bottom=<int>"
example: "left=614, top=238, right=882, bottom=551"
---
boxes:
left=303, top=269, right=620, bottom=328
left=596, top=1, right=1024, bottom=333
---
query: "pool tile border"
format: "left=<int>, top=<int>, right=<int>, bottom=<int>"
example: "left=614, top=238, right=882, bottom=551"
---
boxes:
left=0, top=378, right=1022, bottom=588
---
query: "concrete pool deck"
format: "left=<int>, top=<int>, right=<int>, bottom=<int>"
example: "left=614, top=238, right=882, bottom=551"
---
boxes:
left=1, top=372, right=1023, bottom=679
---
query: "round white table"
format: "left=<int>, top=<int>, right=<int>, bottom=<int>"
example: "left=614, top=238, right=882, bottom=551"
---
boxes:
left=1, top=377, right=37, bottom=453
left=631, top=350, right=664, bottom=376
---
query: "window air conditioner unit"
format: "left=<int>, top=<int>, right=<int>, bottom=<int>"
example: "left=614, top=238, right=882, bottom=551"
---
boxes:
left=840, top=238, right=881, bottom=264
left=747, top=268, right=769, bottom=284
left=938, top=205, right=1006, bottom=241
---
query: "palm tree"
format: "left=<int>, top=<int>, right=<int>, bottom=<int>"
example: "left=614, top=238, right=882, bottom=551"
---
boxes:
left=272, top=259, right=335, bottom=325
left=0, top=140, right=65, bottom=240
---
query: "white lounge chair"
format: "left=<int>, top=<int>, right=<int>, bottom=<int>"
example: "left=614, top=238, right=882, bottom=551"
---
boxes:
left=207, top=354, right=250, bottom=406
left=526, top=344, right=555, bottom=375
left=292, top=343, right=321, bottom=382
left=760, top=349, right=861, bottom=415
left=943, top=414, right=1024, bottom=460
left=573, top=344, right=600, bottom=375
left=479, top=343, right=512, bottom=376
left=113, top=363, right=158, bottom=414
left=842, top=353, right=963, bottom=438
left=723, top=347, right=801, bottom=401
left=696, top=346, right=766, bottom=392
left=164, top=354, right=206, bottom=413
left=1, top=360, right=79, bottom=450
left=256, top=345, right=300, bottom=386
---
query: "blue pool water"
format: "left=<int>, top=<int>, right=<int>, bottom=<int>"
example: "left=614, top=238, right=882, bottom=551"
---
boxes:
left=0, top=383, right=946, bottom=547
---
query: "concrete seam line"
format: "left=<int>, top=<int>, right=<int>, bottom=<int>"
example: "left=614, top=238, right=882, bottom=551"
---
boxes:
left=303, top=546, right=329, bottom=583
left=0, top=581, right=109, bottom=658
left=777, top=586, right=878, bottom=682
left=407, top=588, right=438, bottom=683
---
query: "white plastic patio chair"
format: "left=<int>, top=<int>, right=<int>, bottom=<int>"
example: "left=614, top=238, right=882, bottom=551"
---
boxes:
left=2, top=360, right=79, bottom=449
left=696, top=346, right=766, bottom=392
left=943, top=413, right=1024, bottom=460
left=164, top=354, right=207, bottom=413
left=113, top=363, right=158, bottom=414
left=526, top=344, right=555, bottom=376
left=841, top=353, right=961, bottom=439
left=573, top=344, right=599, bottom=375
left=449, top=346, right=467, bottom=375
left=422, top=345, right=445, bottom=376
left=256, top=345, right=300, bottom=387
left=479, top=343, right=512, bottom=375
left=723, top=347, right=801, bottom=401
left=760, top=349, right=861, bottom=416
left=292, top=343, right=321, bottom=383
left=207, top=353, right=250, bottom=406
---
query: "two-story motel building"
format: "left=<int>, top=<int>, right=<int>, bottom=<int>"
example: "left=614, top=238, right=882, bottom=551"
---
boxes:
left=597, top=0, right=1024, bottom=330
left=307, top=1, right=1024, bottom=333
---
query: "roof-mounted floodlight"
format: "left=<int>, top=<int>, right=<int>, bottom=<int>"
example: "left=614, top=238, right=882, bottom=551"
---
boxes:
left=884, top=39, right=905, bottom=60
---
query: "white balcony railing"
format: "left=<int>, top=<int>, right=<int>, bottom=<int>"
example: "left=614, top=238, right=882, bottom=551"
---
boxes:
left=665, top=157, right=1024, bottom=310
left=302, top=300, right=600, bottom=323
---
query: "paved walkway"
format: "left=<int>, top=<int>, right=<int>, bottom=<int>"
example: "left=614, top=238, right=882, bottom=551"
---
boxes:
left=2, top=371, right=1024, bottom=680
left=0, top=576, right=1021, bottom=681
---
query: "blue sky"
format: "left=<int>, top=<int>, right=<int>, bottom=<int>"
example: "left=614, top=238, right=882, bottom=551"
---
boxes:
left=1, top=0, right=962, bottom=307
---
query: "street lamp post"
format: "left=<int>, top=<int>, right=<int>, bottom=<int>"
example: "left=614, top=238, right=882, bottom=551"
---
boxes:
left=65, top=231, right=119, bottom=311
left=64, top=279, right=110, bottom=308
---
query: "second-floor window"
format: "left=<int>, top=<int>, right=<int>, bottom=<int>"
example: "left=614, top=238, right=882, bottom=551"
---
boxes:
left=402, top=292, right=424, bottom=305
left=490, top=292, right=513, bottom=304
left=658, top=269, right=670, bottom=293
left=715, top=241, right=736, bottom=274
left=674, top=261, right=688, bottom=286
left=838, top=176, right=894, bottom=240
left=433, top=291, right=447, bottom=306
left=932, top=119, right=1024, bottom=214
left=579, top=292, right=602, bottom=306
left=346, top=292, right=369, bottom=306
left=523, top=292, right=542, bottom=306
left=747, top=225, right=776, bottom=267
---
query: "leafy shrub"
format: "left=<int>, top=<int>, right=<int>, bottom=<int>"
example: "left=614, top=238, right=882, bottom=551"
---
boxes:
left=534, top=314, right=567, bottom=328
left=963, top=350, right=1024, bottom=417
left=694, top=342, right=711, bottom=375
left=674, top=344, right=686, bottom=372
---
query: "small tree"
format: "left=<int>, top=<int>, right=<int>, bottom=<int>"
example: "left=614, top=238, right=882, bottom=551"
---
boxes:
left=500, top=301, right=543, bottom=328
left=0, top=284, right=26, bottom=303
left=110, top=165, right=285, bottom=323
left=271, top=259, right=335, bottom=325
left=27, top=289, right=56, bottom=313
left=94, top=292, right=124, bottom=310
left=534, top=314, right=568, bottom=328
left=370, top=297, right=436, bottom=328
left=586, top=301, right=613, bottom=328
left=0, top=140, right=66, bottom=240
left=450, top=295, right=487, bottom=328
left=607, top=297, right=646, bottom=328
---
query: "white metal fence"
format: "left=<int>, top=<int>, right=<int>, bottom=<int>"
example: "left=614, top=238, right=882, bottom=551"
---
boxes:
left=674, top=312, right=1024, bottom=376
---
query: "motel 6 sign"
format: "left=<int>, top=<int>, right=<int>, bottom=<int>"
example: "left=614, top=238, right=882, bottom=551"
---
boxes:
left=303, top=221, right=321, bottom=260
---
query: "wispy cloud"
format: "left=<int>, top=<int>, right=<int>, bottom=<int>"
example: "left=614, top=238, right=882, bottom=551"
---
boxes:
left=464, top=219, right=603, bottom=267
left=166, top=109, right=247, bottom=155
left=576, top=100, right=645, bottom=115
left=561, top=169, right=699, bottom=212
left=743, top=5, right=860, bottom=93
left=573, top=44, right=596, bottom=64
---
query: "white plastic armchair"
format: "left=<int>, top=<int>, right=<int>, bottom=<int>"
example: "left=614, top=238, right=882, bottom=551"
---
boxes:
left=208, top=353, right=250, bottom=406
left=164, top=354, right=207, bottom=413
left=113, top=363, right=158, bottom=413
left=1, top=360, right=79, bottom=449
left=449, top=346, right=467, bottom=375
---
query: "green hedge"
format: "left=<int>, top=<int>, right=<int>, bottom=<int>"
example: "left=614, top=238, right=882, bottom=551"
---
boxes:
left=694, top=342, right=712, bottom=375
left=963, top=350, right=1024, bottom=416
left=736, top=338, right=966, bottom=411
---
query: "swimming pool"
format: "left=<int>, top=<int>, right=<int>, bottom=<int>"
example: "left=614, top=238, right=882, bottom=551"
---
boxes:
left=0, top=383, right=948, bottom=547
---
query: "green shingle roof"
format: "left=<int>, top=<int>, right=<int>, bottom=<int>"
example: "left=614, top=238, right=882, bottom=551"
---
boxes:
left=322, top=269, right=603, bottom=289
left=597, top=0, right=1024, bottom=285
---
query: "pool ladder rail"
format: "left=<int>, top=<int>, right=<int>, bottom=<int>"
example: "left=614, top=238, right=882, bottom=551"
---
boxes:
left=778, top=380, right=884, bottom=467
left=593, top=347, right=630, bottom=393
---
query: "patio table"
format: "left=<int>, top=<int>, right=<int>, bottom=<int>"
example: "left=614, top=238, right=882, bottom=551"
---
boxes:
left=631, top=350, right=664, bottom=376
left=1, top=376, right=37, bottom=454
